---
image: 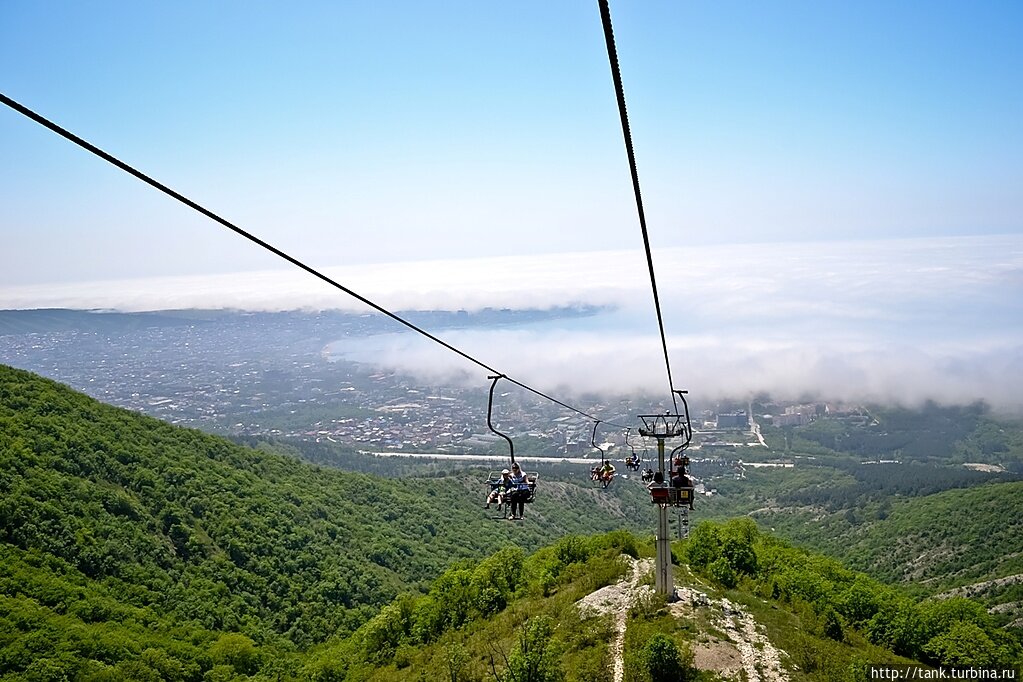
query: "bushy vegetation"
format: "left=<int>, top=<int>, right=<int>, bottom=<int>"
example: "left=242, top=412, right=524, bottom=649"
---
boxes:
left=4, top=364, right=1023, bottom=679
left=757, top=479, right=1023, bottom=596
left=707, top=407, right=1023, bottom=605
left=680, top=519, right=1023, bottom=668
left=640, top=634, right=696, bottom=682
left=0, top=365, right=645, bottom=679
left=301, top=531, right=636, bottom=681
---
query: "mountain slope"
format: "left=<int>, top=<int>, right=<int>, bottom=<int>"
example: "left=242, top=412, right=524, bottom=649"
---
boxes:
left=300, top=520, right=1022, bottom=682
left=753, top=480, right=1023, bottom=601
left=0, top=364, right=653, bottom=678
left=4, top=364, right=1021, bottom=679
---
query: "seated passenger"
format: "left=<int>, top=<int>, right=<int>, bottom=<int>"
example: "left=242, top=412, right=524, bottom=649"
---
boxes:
left=600, top=459, right=616, bottom=483
left=486, top=469, right=512, bottom=508
left=507, top=463, right=529, bottom=519
left=670, top=468, right=694, bottom=509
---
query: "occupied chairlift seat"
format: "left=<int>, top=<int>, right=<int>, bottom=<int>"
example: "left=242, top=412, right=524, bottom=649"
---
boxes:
left=649, top=484, right=695, bottom=509
left=483, top=375, right=539, bottom=508
left=485, top=471, right=539, bottom=504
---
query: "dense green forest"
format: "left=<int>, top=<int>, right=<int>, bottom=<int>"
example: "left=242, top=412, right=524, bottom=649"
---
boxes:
left=678, top=519, right=1022, bottom=673
left=246, top=521, right=1023, bottom=681
left=0, top=365, right=648, bottom=679
left=2, top=364, right=1021, bottom=680
left=689, top=407, right=1023, bottom=606
left=756, top=481, right=1023, bottom=594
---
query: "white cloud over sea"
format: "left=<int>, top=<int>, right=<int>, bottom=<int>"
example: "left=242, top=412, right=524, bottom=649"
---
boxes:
left=3, top=235, right=1022, bottom=411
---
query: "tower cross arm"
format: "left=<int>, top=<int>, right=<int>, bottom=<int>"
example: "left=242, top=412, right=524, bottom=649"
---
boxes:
left=637, top=414, right=685, bottom=439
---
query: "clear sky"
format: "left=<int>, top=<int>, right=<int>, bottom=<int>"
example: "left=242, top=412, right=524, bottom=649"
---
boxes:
left=2, top=2, right=1023, bottom=411
left=2, top=1, right=1021, bottom=287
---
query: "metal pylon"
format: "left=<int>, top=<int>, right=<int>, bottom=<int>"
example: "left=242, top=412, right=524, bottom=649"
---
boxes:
left=638, top=391, right=692, bottom=599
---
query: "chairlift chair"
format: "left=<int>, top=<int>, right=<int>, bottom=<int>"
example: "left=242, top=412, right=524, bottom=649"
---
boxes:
left=482, top=375, right=539, bottom=518
left=624, top=428, right=641, bottom=471
left=650, top=439, right=695, bottom=509
left=590, top=420, right=616, bottom=488
left=649, top=484, right=695, bottom=509
left=485, top=470, right=539, bottom=508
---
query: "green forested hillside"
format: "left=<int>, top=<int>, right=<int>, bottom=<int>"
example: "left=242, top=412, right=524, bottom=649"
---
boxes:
left=757, top=481, right=1023, bottom=593
left=694, top=409, right=1023, bottom=604
left=0, top=365, right=649, bottom=679
left=295, top=520, right=1021, bottom=681
left=676, top=520, right=1022, bottom=673
left=3, top=364, right=1022, bottom=680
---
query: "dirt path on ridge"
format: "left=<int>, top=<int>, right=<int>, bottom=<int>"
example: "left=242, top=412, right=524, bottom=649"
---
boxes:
left=576, top=557, right=653, bottom=682
left=576, top=558, right=789, bottom=682
left=670, top=588, right=788, bottom=682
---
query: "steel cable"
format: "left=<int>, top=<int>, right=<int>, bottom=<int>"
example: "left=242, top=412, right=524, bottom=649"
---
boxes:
left=596, top=0, right=680, bottom=414
left=1, top=91, right=630, bottom=429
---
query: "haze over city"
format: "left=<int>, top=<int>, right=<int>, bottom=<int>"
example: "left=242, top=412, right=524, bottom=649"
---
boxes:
left=3, top=236, right=1021, bottom=412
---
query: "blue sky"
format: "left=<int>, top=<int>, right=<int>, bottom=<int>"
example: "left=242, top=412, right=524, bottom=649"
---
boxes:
left=2, top=2, right=1022, bottom=410
left=2, top=1, right=1021, bottom=287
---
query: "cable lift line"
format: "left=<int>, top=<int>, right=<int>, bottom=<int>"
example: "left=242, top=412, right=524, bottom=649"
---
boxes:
left=624, top=427, right=641, bottom=471
left=0, top=91, right=629, bottom=431
left=597, top=0, right=679, bottom=416
left=589, top=420, right=616, bottom=488
left=590, top=420, right=605, bottom=461
left=486, top=375, right=517, bottom=466
left=483, top=375, right=538, bottom=520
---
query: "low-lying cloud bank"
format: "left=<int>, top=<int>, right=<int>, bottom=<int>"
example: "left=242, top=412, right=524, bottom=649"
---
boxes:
left=336, top=325, right=1023, bottom=413
left=4, top=235, right=1022, bottom=412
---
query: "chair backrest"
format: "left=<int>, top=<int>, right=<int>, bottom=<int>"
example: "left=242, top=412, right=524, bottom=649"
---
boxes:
left=650, top=485, right=695, bottom=506
left=524, top=472, right=538, bottom=502
left=650, top=485, right=671, bottom=503
left=486, top=472, right=511, bottom=489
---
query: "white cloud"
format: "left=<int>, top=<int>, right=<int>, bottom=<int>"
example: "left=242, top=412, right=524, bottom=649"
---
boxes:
left=3, top=235, right=1021, bottom=412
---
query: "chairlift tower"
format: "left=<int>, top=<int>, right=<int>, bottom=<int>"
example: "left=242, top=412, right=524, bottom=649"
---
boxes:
left=638, top=391, right=692, bottom=598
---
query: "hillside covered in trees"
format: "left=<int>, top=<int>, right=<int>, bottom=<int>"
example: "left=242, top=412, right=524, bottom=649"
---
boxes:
left=2, top=365, right=1022, bottom=680
left=0, top=365, right=647, bottom=678
left=693, top=407, right=1023, bottom=609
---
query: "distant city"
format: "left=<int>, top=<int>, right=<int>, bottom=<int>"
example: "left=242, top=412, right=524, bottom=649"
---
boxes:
left=0, top=308, right=855, bottom=458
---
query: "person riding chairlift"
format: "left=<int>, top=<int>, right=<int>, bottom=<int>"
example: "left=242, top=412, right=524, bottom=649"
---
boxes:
left=600, top=459, right=616, bottom=484
left=485, top=469, right=513, bottom=509
left=671, top=464, right=695, bottom=510
left=506, top=463, right=529, bottom=520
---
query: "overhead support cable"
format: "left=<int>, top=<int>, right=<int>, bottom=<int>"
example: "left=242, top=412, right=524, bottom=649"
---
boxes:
left=596, top=0, right=679, bottom=414
left=0, top=91, right=628, bottom=429
left=590, top=420, right=605, bottom=459
left=486, top=375, right=516, bottom=465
